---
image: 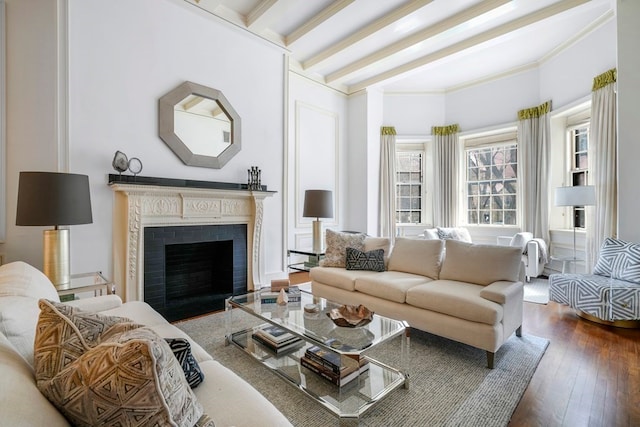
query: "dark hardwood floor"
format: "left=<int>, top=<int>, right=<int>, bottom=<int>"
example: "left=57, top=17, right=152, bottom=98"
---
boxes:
left=289, top=272, right=640, bottom=427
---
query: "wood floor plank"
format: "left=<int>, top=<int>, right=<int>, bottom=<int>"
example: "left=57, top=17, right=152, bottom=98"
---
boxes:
left=288, top=272, right=640, bottom=426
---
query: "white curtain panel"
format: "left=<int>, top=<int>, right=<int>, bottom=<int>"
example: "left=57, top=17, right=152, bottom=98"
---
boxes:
left=587, top=69, right=617, bottom=270
left=517, top=102, right=550, bottom=243
left=379, top=127, right=397, bottom=242
left=433, top=125, right=461, bottom=227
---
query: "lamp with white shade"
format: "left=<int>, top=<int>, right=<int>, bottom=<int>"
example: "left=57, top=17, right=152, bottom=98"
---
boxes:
left=554, top=185, right=596, bottom=262
left=303, top=190, right=333, bottom=253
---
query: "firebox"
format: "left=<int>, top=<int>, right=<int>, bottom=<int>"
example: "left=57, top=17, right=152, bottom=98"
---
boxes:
left=144, top=224, right=247, bottom=321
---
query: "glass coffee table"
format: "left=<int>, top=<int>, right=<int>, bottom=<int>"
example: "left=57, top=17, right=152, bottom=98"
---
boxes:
left=225, top=290, right=409, bottom=422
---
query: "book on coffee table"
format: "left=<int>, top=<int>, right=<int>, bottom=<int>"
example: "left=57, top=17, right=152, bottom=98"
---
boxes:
left=300, top=355, right=369, bottom=387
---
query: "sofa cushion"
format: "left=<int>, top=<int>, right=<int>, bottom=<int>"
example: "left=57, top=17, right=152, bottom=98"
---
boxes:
left=310, top=267, right=379, bottom=291
left=364, top=237, right=391, bottom=265
left=440, top=240, right=522, bottom=285
left=346, top=247, right=385, bottom=272
left=320, top=229, right=367, bottom=268
left=355, top=271, right=432, bottom=303
left=387, top=238, right=444, bottom=280
left=406, top=280, right=503, bottom=325
left=423, top=228, right=439, bottom=239
left=34, top=299, right=207, bottom=427
left=0, top=332, right=70, bottom=426
left=593, top=237, right=640, bottom=284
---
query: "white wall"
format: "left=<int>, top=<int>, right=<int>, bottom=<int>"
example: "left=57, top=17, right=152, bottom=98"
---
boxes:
left=446, top=69, right=540, bottom=130
left=616, top=0, right=640, bottom=243
left=539, top=19, right=617, bottom=109
left=3, top=0, right=62, bottom=266
left=383, top=93, right=445, bottom=136
left=346, top=92, right=369, bottom=232
left=3, top=0, right=286, bottom=280
left=287, top=73, right=348, bottom=254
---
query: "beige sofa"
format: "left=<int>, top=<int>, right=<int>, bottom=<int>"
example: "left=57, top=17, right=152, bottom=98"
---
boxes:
left=310, top=238, right=524, bottom=368
left=0, top=261, right=292, bottom=427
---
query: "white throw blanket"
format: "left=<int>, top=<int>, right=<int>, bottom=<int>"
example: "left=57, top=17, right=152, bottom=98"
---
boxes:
left=524, top=238, right=548, bottom=264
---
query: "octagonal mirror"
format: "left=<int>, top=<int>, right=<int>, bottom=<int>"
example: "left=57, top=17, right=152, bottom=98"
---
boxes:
left=159, top=81, right=241, bottom=168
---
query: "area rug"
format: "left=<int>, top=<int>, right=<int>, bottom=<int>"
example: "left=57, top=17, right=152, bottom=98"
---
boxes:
left=523, top=277, right=550, bottom=304
left=176, top=310, right=548, bottom=427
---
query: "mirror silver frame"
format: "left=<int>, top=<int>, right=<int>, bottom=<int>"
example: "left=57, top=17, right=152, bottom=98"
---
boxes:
left=159, top=81, right=241, bottom=169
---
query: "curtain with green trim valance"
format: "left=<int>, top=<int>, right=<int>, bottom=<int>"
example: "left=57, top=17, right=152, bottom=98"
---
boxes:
left=432, top=124, right=460, bottom=227
left=379, top=126, right=396, bottom=241
left=587, top=68, right=617, bottom=269
left=517, top=101, right=551, bottom=120
left=517, top=101, right=550, bottom=243
left=432, top=124, right=460, bottom=136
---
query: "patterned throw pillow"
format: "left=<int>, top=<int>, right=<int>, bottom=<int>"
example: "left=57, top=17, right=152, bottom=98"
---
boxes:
left=436, top=227, right=472, bottom=243
left=593, top=237, right=640, bottom=284
left=34, top=300, right=213, bottom=427
left=320, top=229, right=367, bottom=267
left=165, top=338, right=205, bottom=388
left=345, top=247, right=385, bottom=272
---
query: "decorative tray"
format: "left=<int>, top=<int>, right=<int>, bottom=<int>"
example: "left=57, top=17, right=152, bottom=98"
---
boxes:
left=327, top=304, right=374, bottom=328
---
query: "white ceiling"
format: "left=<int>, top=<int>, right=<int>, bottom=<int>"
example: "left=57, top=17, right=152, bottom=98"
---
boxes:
left=185, top=0, right=614, bottom=94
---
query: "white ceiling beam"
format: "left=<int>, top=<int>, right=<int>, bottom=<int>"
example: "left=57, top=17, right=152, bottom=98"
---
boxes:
left=347, top=0, right=591, bottom=93
left=246, top=0, right=280, bottom=31
left=326, top=0, right=511, bottom=84
left=303, top=0, right=434, bottom=71
left=285, top=0, right=356, bottom=46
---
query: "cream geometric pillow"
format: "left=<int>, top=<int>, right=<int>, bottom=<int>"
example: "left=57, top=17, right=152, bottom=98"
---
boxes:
left=319, top=229, right=367, bottom=267
left=34, top=300, right=212, bottom=427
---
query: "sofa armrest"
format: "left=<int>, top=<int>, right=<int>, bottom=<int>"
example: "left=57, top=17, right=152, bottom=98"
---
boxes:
left=480, top=281, right=523, bottom=304
left=65, top=295, right=123, bottom=312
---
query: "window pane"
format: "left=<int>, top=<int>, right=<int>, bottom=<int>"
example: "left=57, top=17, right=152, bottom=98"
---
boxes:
left=395, top=152, right=423, bottom=224
left=576, top=153, right=588, bottom=169
left=466, top=143, right=518, bottom=226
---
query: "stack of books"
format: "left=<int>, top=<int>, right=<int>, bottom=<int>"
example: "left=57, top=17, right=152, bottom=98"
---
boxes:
left=251, top=324, right=303, bottom=355
left=301, top=345, right=369, bottom=387
left=259, top=286, right=301, bottom=304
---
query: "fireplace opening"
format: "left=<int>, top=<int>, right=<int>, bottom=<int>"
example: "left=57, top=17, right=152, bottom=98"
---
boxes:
left=144, top=224, right=247, bottom=322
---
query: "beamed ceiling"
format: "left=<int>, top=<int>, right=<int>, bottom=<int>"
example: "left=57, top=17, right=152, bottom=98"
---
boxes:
left=185, top=0, right=615, bottom=94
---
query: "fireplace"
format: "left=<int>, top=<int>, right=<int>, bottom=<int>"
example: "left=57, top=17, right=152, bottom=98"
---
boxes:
left=144, top=224, right=247, bottom=321
left=109, top=175, right=274, bottom=304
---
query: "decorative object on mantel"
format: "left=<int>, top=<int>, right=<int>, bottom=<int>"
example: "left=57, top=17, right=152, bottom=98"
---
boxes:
left=128, top=157, right=143, bottom=176
left=112, top=151, right=129, bottom=174
left=247, top=166, right=261, bottom=190
left=327, top=304, right=374, bottom=328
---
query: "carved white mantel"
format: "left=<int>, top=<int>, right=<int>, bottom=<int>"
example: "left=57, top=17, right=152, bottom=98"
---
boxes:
left=110, top=181, right=273, bottom=302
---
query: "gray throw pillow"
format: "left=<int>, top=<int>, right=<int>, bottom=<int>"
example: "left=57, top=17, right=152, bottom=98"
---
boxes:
left=345, top=247, right=385, bottom=272
left=320, top=229, right=366, bottom=268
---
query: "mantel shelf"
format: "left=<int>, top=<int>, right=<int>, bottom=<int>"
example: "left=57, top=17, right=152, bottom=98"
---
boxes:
left=108, top=174, right=275, bottom=194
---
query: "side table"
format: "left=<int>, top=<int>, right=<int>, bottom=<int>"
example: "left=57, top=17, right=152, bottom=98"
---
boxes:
left=57, top=272, right=113, bottom=301
left=550, top=256, right=583, bottom=274
left=287, top=249, right=324, bottom=272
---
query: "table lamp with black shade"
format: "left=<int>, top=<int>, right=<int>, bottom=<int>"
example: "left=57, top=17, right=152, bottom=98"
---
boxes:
left=16, top=172, right=93, bottom=290
left=303, top=189, right=333, bottom=253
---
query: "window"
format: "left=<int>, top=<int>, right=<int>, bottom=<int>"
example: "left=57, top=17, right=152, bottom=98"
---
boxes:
left=569, top=124, right=590, bottom=228
left=466, top=143, right=518, bottom=225
left=396, top=151, right=423, bottom=223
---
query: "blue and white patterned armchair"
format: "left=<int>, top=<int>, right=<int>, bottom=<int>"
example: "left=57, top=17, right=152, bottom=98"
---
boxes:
left=549, top=237, right=640, bottom=325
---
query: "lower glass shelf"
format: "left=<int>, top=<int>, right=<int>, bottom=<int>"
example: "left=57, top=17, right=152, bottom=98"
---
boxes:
left=228, top=327, right=406, bottom=419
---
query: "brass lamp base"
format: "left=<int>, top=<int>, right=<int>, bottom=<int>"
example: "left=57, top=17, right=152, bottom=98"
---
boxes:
left=43, top=229, right=71, bottom=290
left=312, top=219, right=323, bottom=253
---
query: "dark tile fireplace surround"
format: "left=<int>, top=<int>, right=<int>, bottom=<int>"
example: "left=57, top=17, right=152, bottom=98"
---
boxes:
left=144, top=224, right=247, bottom=322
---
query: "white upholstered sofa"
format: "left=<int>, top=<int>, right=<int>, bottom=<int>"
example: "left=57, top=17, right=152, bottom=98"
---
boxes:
left=0, top=261, right=292, bottom=427
left=310, top=235, right=524, bottom=368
